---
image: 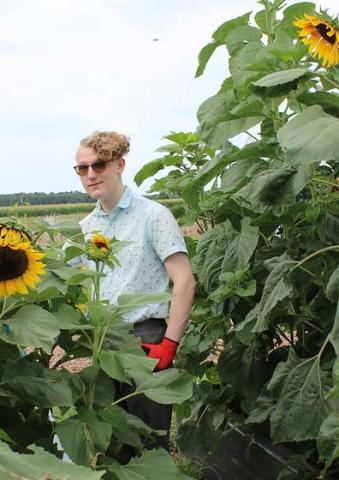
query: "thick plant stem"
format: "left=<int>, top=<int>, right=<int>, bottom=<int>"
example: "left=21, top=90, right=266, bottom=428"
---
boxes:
left=292, top=245, right=339, bottom=272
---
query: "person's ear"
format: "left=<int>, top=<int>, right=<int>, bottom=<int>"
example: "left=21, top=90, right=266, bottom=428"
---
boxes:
left=117, top=157, right=125, bottom=174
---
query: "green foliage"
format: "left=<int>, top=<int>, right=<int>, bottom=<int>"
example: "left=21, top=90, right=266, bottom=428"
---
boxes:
left=0, top=220, right=193, bottom=478
left=135, top=0, right=339, bottom=476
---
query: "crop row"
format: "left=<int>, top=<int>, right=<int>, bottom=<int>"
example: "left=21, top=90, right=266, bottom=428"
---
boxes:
left=0, top=198, right=182, bottom=218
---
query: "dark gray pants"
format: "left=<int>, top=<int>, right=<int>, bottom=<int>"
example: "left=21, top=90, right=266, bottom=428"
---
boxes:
left=113, top=318, right=172, bottom=463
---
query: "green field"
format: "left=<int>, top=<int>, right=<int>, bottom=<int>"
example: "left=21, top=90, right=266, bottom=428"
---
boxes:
left=0, top=199, right=183, bottom=230
left=0, top=198, right=182, bottom=218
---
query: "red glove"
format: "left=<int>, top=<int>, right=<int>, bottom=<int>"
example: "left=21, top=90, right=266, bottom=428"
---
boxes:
left=141, top=337, right=179, bottom=371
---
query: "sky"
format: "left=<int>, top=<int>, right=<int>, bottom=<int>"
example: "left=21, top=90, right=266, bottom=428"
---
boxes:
left=1, top=0, right=337, bottom=195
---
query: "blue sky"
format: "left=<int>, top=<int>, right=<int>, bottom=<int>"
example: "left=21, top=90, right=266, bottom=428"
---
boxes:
left=1, top=0, right=337, bottom=194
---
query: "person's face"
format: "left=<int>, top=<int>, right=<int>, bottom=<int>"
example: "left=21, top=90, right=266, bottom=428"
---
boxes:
left=75, top=145, right=125, bottom=201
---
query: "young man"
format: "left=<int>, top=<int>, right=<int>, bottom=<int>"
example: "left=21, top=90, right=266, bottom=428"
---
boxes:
left=73, top=130, right=196, bottom=459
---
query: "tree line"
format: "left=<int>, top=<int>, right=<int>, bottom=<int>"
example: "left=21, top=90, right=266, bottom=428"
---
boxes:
left=0, top=191, right=177, bottom=206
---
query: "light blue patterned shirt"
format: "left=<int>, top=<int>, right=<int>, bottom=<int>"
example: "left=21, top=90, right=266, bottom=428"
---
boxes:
left=78, top=187, right=188, bottom=323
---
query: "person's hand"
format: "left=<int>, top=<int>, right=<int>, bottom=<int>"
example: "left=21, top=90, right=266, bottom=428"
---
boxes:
left=141, top=337, right=179, bottom=371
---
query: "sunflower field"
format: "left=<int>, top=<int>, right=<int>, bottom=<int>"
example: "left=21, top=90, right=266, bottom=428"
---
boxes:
left=135, top=0, right=339, bottom=478
left=0, top=217, right=194, bottom=479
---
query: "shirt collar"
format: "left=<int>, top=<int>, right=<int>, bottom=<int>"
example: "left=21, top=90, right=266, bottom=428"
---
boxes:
left=94, top=186, right=133, bottom=217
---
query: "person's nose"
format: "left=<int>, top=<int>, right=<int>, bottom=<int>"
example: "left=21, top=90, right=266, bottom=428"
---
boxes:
left=86, top=165, right=98, bottom=180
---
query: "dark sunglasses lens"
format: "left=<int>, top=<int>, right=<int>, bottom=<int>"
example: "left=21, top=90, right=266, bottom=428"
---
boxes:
left=74, top=161, right=108, bottom=176
left=76, top=165, right=89, bottom=176
left=91, top=161, right=107, bottom=173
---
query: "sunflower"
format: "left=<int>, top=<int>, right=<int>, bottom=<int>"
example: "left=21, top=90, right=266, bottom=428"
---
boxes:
left=0, top=228, right=45, bottom=298
left=294, top=13, right=339, bottom=67
left=86, top=233, right=111, bottom=261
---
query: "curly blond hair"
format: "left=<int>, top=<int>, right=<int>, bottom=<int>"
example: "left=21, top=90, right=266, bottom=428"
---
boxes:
left=80, top=131, right=130, bottom=161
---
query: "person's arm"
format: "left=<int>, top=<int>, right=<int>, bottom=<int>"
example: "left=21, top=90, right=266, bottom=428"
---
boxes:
left=163, top=252, right=196, bottom=342
left=142, top=252, right=195, bottom=370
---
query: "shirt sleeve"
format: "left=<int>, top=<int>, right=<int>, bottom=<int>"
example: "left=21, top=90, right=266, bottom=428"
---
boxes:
left=147, top=204, right=188, bottom=262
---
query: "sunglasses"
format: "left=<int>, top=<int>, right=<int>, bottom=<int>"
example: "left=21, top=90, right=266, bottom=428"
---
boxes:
left=73, top=159, right=114, bottom=176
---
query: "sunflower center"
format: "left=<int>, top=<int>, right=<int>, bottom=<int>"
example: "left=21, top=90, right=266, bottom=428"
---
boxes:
left=0, top=246, right=29, bottom=280
left=95, top=242, right=107, bottom=249
left=316, top=23, right=336, bottom=44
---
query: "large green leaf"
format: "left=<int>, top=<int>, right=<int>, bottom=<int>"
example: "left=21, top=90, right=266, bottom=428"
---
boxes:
left=252, top=68, right=310, bottom=87
left=99, top=404, right=161, bottom=448
left=0, top=305, right=61, bottom=354
left=251, top=254, right=294, bottom=332
left=195, top=41, right=220, bottom=78
left=100, top=350, right=157, bottom=384
left=0, top=440, right=103, bottom=480
left=52, top=304, right=92, bottom=330
left=297, top=91, right=339, bottom=117
left=55, top=413, right=112, bottom=467
left=134, top=158, right=166, bottom=186
left=218, top=338, right=268, bottom=412
left=275, top=2, right=315, bottom=37
left=277, top=106, right=339, bottom=165
left=234, top=164, right=312, bottom=213
left=200, top=114, right=263, bottom=149
left=193, top=221, right=237, bottom=293
left=268, top=350, right=330, bottom=442
left=137, top=368, right=193, bottom=404
left=110, top=447, right=192, bottom=480
left=23, top=270, right=67, bottom=302
left=222, top=217, right=259, bottom=271
left=195, top=12, right=251, bottom=77
left=317, top=411, right=339, bottom=473
left=1, top=359, right=84, bottom=407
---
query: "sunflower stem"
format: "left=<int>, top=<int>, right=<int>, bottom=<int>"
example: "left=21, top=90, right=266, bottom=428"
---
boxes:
left=318, top=73, right=339, bottom=90
left=292, top=245, right=339, bottom=272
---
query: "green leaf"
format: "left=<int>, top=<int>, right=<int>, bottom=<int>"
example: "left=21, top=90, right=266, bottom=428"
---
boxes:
left=252, top=254, right=294, bottom=332
left=212, top=12, right=251, bottom=43
left=234, top=164, right=312, bottom=213
left=100, top=405, right=162, bottom=448
left=268, top=350, right=330, bottom=442
left=55, top=415, right=112, bottom=466
left=297, top=91, right=339, bottom=117
left=275, top=2, right=315, bottom=37
left=277, top=106, right=339, bottom=166
left=234, top=217, right=259, bottom=269
left=197, top=91, right=236, bottom=128
left=137, top=368, right=193, bottom=404
left=317, top=411, right=339, bottom=473
left=195, top=41, right=219, bottom=78
left=0, top=440, right=103, bottom=480
left=329, top=302, right=339, bottom=355
left=100, top=350, right=157, bottom=384
left=134, top=158, right=165, bottom=186
left=252, top=68, right=310, bottom=88
left=0, top=429, right=13, bottom=444
left=245, top=395, right=275, bottom=425
left=52, top=304, right=92, bottom=330
left=0, top=305, right=61, bottom=354
left=326, top=266, right=339, bottom=303
left=200, top=114, right=263, bottom=148
left=117, top=292, right=172, bottom=306
left=181, top=143, right=237, bottom=204
left=110, top=447, right=192, bottom=480
left=1, top=359, right=84, bottom=407
left=114, top=292, right=172, bottom=317
left=218, top=338, right=268, bottom=412
left=225, top=25, right=262, bottom=55
left=164, top=132, right=199, bottom=145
